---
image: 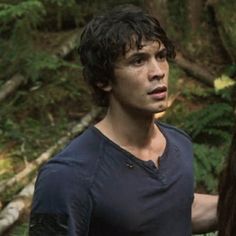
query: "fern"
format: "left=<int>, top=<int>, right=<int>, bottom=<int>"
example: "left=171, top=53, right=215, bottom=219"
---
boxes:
left=182, top=103, right=234, bottom=143
left=178, top=100, right=234, bottom=193
left=0, top=1, right=45, bottom=28
left=193, top=143, right=229, bottom=193
left=0, top=1, right=46, bottom=78
left=25, top=52, right=63, bottom=81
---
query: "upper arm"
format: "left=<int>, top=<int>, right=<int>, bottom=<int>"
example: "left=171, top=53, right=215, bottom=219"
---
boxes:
left=29, top=163, right=93, bottom=236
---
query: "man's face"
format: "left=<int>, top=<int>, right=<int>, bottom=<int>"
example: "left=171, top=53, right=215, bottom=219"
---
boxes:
left=107, top=40, right=169, bottom=115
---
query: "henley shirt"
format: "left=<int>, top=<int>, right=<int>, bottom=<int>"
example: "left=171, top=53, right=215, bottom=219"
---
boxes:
left=29, top=122, right=194, bottom=236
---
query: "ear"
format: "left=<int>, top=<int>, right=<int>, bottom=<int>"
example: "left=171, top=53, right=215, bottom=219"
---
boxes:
left=96, top=82, right=112, bottom=92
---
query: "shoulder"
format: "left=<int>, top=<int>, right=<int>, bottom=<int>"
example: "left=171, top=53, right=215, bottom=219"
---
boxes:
left=156, top=121, right=192, bottom=143
left=64, top=125, right=103, bottom=155
left=46, top=126, right=103, bottom=177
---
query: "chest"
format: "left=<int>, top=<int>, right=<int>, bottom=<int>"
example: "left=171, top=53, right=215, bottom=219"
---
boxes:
left=89, top=143, right=194, bottom=235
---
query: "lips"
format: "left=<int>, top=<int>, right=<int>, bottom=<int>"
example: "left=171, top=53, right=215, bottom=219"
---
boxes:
left=147, top=85, right=167, bottom=100
left=147, top=85, right=167, bottom=95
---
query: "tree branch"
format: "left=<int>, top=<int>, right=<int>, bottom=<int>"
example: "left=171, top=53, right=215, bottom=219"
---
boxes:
left=0, top=74, right=25, bottom=103
left=175, top=52, right=215, bottom=87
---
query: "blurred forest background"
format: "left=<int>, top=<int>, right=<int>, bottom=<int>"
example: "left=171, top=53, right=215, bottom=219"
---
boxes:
left=0, top=0, right=236, bottom=235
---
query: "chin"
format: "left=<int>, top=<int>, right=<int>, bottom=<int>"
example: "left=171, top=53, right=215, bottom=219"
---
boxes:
left=153, top=104, right=168, bottom=117
left=154, top=102, right=168, bottom=112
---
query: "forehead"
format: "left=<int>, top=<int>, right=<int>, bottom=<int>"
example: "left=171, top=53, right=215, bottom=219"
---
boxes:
left=123, top=40, right=164, bottom=58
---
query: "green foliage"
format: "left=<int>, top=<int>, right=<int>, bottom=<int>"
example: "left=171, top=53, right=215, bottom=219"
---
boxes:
left=38, top=0, right=143, bottom=30
left=168, top=63, right=185, bottom=94
left=193, top=143, right=228, bottom=193
left=222, top=63, right=236, bottom=78
left=0, top=118, right=23, bottom=142
left=179, top=84, right=235, bottom=193
left=9, top=222, right=29, bottom=236
left=182, top=83, right=214, bottom=100
left=181, top=102, right=234, bottom=143
left=215, top=0, right=236, bottom=62
left=0, top=38, right=66, bottom=81
left=25, top=53, right=70, bottom=81
left=0, top=0, right=83, bottom=80
left=40, top=0, right=78, bottom=30
left=44, top=0, right=76, bottom=7
left=0, top=0, right=143, bottom=80
left=0, top=0, right=46, bottom=78
left=167, top=0, right=189, bottom=37
left=0, top=1, right=45, bottom=29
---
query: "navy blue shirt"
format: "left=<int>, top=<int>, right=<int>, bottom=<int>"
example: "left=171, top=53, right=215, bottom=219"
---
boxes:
left=29, top=122, right=194, bottom=236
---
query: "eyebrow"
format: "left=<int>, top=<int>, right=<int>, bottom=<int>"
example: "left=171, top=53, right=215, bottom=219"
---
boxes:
left=157, top=48, right=167, bottom=54
left=127, top=52, right=147, bottom=59
left=126, top=47, right=167, bottom=59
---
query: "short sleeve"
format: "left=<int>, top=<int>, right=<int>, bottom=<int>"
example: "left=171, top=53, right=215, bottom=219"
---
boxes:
left=29, top=162, right=93, bottom=236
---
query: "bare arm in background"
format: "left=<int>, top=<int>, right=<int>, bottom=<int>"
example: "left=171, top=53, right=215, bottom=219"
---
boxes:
left=192, top=193, right=218, bottom=234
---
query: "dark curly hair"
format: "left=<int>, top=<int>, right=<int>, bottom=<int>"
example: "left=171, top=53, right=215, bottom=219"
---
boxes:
left=79, top=4, right=175, bottom=107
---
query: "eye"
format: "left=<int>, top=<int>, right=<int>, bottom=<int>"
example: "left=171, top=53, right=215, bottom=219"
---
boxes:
left=156, top=49, right=167, bottom=61
left=131, top=57, right=145, bottom=66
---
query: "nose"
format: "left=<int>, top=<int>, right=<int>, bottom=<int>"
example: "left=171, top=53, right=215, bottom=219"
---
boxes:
left=148, top=59, right=165, bottom=81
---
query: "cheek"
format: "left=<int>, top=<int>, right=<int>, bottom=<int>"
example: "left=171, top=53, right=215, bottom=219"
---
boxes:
left=166, top=70, right=169, bottom=81
left=162, top=63, right=169, bottom=81
left=115, top=69, right=141, bottom=87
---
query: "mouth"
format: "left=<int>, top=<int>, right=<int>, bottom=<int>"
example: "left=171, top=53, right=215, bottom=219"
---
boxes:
left=147, top=86, right=167, bottom=100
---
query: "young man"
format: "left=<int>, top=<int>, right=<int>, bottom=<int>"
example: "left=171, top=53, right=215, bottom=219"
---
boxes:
left=29, top=4, right=217, bottom=236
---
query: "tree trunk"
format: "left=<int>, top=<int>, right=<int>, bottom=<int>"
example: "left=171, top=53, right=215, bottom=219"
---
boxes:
left=144, top=0, right=169, bottom=29
left=187, top=0, right=203, bottom=31
left=210, top=1, right=236, bottom=63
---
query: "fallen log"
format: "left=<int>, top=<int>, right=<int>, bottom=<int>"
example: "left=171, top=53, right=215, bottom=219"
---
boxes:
left=0, top=29, right=81, bottom=104
left=0, top=107, right=102, bottom=197
left=0, top=178, right=35, bottom=235
left=53, top=30, right=81, bottom=58
left=175, top=52, right=215, bottom=87
left=0, top=74, right=25, bottom=103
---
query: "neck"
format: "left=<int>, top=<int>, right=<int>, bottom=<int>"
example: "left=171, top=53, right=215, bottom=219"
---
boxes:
left=96, top=104, right=158, bottom=148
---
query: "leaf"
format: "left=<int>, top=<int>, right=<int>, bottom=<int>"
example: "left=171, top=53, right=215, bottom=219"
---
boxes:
left=214, top=74, right=235, bottom=92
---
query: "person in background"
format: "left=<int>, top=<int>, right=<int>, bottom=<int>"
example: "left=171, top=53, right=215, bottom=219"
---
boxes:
left=218, top=126, right=236, bottom=236
left=29, top=4, right=218, bottom=235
